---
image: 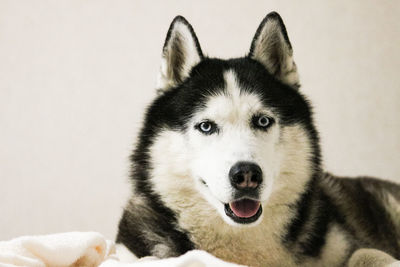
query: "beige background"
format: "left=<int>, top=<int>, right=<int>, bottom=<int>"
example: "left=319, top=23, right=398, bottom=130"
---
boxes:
left=1, top=0, right=399, bottom=240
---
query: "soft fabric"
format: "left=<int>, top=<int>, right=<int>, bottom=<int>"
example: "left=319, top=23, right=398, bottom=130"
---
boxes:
left=0, top=232, right=244, bottom=267
left=0, top=232, right=114, bottom=267
left=101, top=250, right=244, bottom=267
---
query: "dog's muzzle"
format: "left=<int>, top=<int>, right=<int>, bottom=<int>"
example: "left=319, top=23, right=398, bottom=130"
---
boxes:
left=225, top=161, right=263, bottom=224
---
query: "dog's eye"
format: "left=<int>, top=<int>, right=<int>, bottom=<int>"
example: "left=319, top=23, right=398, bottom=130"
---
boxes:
left=258, top=116, right=270, bottom=127
left=196, top=121, right=218, bottom=135
left=253, top=115, right=274, bottom=130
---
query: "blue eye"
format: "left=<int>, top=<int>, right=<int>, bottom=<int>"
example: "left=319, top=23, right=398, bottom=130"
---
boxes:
left=253, top=115, right=274, bottom=130
left=196, top=120, right=218, bottom=135
left=200, top=122, right=212, bottom=132
left=258, top=116, right=270, bottom=127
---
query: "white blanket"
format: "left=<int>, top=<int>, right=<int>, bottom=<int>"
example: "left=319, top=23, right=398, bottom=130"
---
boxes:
left=0, top=232, right=244, bottom=267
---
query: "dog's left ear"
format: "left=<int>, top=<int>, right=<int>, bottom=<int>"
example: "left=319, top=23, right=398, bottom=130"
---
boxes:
left=157, top=16, right=203, bottom=93
left=249, top=12, right=300, bottom=89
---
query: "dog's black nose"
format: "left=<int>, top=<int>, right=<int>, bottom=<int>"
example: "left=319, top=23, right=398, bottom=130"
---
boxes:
left=229, top=162, right=263, bottom=190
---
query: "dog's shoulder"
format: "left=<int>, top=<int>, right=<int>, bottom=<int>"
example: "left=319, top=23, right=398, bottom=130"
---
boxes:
left=320, top=173, right=400, bottom=258
left=116, top=196, right=195, bottom=258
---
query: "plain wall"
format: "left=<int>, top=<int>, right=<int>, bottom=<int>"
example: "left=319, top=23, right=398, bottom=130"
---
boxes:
left=1, top=0, right=399, bottom=240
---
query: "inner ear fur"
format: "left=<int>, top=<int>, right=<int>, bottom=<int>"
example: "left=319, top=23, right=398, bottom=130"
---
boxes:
left=157, top=16, right=203, bottom=92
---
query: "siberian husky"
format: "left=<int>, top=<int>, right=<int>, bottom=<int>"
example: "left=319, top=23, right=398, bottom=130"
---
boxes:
left=117, top=12, right=400, bottom=266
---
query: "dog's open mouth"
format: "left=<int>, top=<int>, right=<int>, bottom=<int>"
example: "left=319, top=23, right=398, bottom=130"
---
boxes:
left=224, top=199, right=262, bottom=224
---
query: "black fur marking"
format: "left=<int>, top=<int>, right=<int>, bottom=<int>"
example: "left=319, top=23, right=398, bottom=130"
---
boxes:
left=284, top=178, right=336, bottom=259
left=338, top=177, right=400, bottom=258
left=299, top=190, right=340, bottom=257
left=285, top=177, right=315, bottom=244
left=116, top=206, right=195, bottom=257
left=231, top=58, right=310, bottom=125
left=116, top=210, right=149, bottom=257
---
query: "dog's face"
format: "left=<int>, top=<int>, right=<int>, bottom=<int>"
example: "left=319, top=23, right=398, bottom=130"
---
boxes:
left=186, top=69, right=282, bottom=225
left=141, top=13, right=318, bottom=226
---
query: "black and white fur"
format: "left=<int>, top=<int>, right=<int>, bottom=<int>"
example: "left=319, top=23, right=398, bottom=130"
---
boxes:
left=117, top=12, right=400, bottom=266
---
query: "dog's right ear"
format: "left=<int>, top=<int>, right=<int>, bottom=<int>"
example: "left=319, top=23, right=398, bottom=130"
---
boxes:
left=157, top=16, right=203, bottom=93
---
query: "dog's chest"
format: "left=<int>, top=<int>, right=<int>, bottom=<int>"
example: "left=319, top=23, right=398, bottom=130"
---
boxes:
left=189, top=223, right=296, bottom=267
left=188, top=225, right=350, bottom=267
left=178, top=206, right=297, bottom=267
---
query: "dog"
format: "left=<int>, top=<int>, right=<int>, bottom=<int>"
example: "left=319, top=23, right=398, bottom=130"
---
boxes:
left=116, top=12, right=400, bottom=266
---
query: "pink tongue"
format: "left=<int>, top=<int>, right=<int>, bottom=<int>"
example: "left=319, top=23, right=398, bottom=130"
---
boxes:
left=229, top=199, right=260, bottom=218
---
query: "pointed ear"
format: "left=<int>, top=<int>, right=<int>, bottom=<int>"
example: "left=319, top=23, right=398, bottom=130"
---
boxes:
left=249, top=12, right=300, bottom=89
left=157, top=16, right=203, bottom=92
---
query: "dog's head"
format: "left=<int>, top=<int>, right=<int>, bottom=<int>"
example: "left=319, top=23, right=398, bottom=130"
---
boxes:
left=135, top=12, right=320, bottom=226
